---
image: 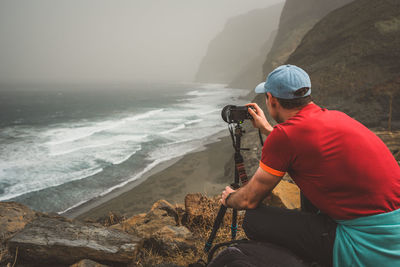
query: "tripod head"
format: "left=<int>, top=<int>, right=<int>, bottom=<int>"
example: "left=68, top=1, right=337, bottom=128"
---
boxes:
left=228, top=122, right=250, bottom=152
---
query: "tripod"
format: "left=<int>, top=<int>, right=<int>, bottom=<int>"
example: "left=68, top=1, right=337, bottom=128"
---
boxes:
left=204, top=122, right=249, bottom=252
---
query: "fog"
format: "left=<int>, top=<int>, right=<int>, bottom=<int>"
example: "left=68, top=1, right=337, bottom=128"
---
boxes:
left=0, top=0, right=283, bottom=85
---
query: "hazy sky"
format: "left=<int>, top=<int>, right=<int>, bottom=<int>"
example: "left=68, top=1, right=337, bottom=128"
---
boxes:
left=0, top=0, right=284, bottom=84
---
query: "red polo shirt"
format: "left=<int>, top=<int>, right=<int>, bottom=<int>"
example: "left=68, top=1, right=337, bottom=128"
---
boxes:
left=260, top=103, right=400, bottom=220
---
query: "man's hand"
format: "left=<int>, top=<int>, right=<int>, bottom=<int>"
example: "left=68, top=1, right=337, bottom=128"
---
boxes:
left=221, top=186, right=236, bottom=207
left=219, top=167, right=282, bottom=210
left=246, top=103, right=273, bottom=135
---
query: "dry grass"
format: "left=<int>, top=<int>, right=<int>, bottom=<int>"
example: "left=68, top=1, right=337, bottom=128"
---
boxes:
left=132, top=196, right=247, bottom=266
left=0, top=244, right=17, bottom=267
left=98, top=211, right=127, bottom=227
left=0, top=248, right=6, bottom=263
left=11, top=246, right=18, bottom=267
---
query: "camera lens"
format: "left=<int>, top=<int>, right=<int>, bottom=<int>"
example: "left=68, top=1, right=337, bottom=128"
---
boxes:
left=221, top=105, right=235, bottom=123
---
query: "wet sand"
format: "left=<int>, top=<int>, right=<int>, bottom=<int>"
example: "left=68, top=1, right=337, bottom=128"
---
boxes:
left=70, top=134, right=234, bottom=221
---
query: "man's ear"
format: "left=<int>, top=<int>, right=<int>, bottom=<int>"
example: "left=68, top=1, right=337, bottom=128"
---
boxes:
left=267, top=93, right=277, bottom=108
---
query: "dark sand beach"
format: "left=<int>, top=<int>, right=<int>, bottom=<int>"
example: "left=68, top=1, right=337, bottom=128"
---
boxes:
left=72, top=134, right=235, bottom=221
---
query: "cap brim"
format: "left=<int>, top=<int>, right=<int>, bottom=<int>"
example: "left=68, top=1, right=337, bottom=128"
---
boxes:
left=254, top=82, right=266, bottom=93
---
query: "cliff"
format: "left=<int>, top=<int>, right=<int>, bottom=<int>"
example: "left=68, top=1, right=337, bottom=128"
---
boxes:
left=230, top=0, right=354, bottom=90
left=195, top=3, right=284, bottom=85
left=287, top=0, right=400, bottom=129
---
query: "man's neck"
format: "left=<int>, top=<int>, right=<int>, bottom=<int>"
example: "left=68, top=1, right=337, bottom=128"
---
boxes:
left=281, top=102, right=313, bottom=122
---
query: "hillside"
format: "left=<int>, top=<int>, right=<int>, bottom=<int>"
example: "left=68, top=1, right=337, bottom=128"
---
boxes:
left=233, top=0, right=353, bottom=92
left=195, top=3, right=284, bottom=84
left=287, top=0, right=400, bottom=129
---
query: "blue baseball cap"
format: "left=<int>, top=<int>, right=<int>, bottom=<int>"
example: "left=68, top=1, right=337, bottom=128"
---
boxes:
left=254, top=64, right=311, bottom=99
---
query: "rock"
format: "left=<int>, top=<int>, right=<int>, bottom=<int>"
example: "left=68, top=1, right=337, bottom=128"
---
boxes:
left=70, top=259, right=110, bottom=267
left=270, top=180, right=301, bottom=210
left=115, top=208, right=176, bottom=238
left=8, top=216, right=141, bottom=265
left=0, top=202, right=38, bottom=242
left=143, top=225, right=196, bottom=256
left=150, top=199, right=179, bottom=224
left=174, top=204, right=186, bottom=225
left=114, top=199, right=195, bottom=257
left=0, top=202, right=39, bottom=266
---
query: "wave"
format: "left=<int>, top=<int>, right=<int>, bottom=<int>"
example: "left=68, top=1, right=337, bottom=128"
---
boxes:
left=0, top=167, right=104, bottom=202
left=57, top=198, right=92, bottom=215
left=49, top=135, right=146, bottom=157
left=45, top=109, right=163, bottom=146
left=185, top=119, right=203, bottom=125
left=159, top=119, right=203, bottom=135
left=125, top=108, right=164, bottom=121
left=111, top=147, right=142, bottom=165
left=160, top=124, right=186, bottom=135
left=49, top=142, right=114, bottom=156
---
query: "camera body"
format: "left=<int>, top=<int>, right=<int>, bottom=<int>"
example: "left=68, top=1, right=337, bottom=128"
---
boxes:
left=221, top=105, right=254, bottom=123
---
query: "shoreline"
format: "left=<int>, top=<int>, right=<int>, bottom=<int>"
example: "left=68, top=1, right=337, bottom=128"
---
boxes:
left=65, top=130, right=235, bottom=220
left=62, top=156, right=184, bottom=219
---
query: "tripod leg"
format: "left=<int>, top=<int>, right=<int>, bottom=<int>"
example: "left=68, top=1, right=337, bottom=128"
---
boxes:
left=204, top=205, right=227, bottom=252
left=231, top=209, right=238, bottom=240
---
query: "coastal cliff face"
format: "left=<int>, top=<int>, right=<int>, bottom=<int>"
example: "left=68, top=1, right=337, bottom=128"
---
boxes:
left=195, top=3, right=284, bottom=85
left=287, top=0, right=400, bottom=129
left=261, top=0, right=354, bottom=76
left=230, top=0, right=354, bottom=89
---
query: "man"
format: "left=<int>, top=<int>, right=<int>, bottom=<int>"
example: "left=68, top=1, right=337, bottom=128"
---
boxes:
left=220, top=64, right=400, bottom=267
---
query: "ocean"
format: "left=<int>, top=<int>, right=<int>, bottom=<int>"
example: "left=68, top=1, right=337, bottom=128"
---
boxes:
left=0, top=83, right=248, bottom=214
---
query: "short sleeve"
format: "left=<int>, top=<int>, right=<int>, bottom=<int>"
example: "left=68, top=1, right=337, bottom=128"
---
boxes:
left=260, top=126, right=293, bottom=177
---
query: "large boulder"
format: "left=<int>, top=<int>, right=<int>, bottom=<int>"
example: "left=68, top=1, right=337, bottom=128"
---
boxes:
left=113, top=199, right=195, bottom=256
left=8, top=216, right=141, bottom=265
left=0, top=202, right=39, bottom=265
left=267, top=180, right=301, bottom=210
left=142, top=225, right=195, bottom=256
left=0, top=202, right=38, bottom=242
left=114, top=200, right=178, bottom=238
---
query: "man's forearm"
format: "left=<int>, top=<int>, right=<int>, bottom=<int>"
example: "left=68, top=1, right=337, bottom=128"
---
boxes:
left=225, top=191, right=245, bottom=210
left=222, top=167, right=282, bottom=210
left=225, top=186, right=257, bottom=210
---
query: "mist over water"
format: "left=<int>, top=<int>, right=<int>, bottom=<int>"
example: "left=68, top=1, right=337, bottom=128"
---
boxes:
left=0, top=0, right=283, bottom=84
left=0, top=83, right=248, bottom=213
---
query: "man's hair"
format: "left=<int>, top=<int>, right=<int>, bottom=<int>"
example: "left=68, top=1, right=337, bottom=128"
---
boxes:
left=267, top=87, right=311, bottom=109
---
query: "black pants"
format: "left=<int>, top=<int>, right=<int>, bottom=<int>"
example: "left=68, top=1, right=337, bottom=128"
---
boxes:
left=243, top=205, right=337, bottom=267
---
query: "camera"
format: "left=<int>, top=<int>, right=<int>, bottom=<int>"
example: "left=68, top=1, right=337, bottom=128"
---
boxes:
left=221, top=105, right=254, bottom=123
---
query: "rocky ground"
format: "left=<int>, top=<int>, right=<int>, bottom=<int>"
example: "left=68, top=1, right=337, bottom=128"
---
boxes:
left=0, top=180, right=300, bottom=267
